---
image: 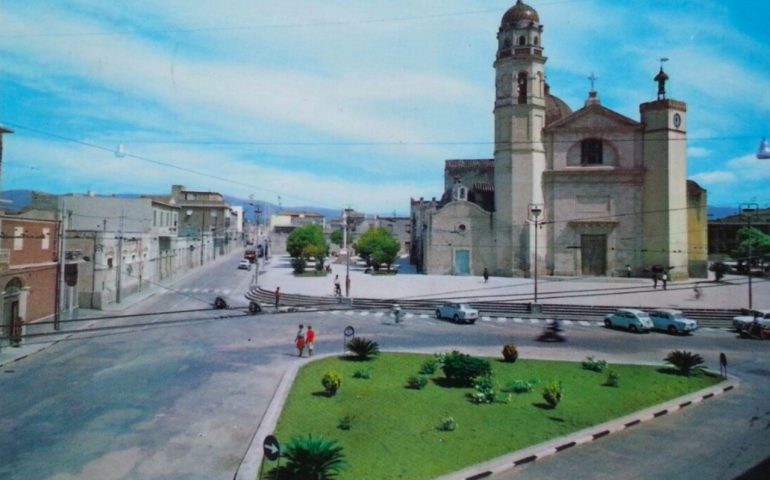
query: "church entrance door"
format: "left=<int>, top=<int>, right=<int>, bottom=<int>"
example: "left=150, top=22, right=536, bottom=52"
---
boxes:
left=454, top=250, right=470, bottom=275
left=581, top=235, right=607, bottom=276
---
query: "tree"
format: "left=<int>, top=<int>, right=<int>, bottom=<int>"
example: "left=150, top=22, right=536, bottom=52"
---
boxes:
left=354, top=227, right=400, bottom=270
left=733, top=227, right=770, bottom=273
left=330, top=228, right=344, bottom=246
left=287, top=224, right=329, bottom=272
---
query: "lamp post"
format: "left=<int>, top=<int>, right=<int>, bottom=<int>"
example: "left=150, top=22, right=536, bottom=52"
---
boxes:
left=740, top=203, right=758, bottom=309
left=529, top=204, right=543, bottom=306
left=344, top=208, right=354, bottom=297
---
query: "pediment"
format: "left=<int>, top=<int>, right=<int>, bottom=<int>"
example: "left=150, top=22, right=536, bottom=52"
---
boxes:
left=545, top=103, right=640, bottom=132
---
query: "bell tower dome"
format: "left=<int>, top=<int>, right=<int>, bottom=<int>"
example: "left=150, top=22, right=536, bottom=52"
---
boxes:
left=493, top=0, right=548, bottom=277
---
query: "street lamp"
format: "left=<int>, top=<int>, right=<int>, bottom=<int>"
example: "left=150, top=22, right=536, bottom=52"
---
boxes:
left=741, top=203, right=758, bottom=309
left=529, top=203, right=543, bottom=307
left=344, top=208, right=355, bottom=297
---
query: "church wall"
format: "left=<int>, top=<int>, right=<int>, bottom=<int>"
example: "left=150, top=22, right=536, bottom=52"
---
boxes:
left=424, top=201, right=494, bottom=275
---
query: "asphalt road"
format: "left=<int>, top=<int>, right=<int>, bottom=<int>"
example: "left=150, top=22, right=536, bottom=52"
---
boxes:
left=1, top=253, right=768, bottom=480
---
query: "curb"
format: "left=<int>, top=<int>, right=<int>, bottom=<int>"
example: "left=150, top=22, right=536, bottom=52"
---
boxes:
left=434, top=377, right=739, bottom=480
left=233, top=353, right=738, bottom=480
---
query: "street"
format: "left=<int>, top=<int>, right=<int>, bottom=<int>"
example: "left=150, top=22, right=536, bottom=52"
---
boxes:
left=1, top=253, right=768, bottom=480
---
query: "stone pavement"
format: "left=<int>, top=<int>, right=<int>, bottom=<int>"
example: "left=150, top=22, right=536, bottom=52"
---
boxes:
left=255, top=254, right=769, bottom=311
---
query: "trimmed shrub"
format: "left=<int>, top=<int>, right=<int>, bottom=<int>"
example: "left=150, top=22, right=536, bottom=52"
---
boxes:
left=406, top=375, right=429, bottom=390
left=419, top=359, right=439, bottom=375
left=605, top=370, right=620, bottom=387
left=505, top=379, right=539, bottom=394
left=664, top=350, right=705, bottom=376
left=582, top=356, right=608, bottom=373
left=346, top=337, right=380, bottom=360
left=502, top=343, right=519, bottom=363
left=278, top=435, right=347, bottom=480
left=441, top=351, right=492, bottom=386
left=352, top=369, right=372, bottom=379
left=437, top=416, right=457, bottom=432
left=337, top=415, right=353, bottom=431
left=321, top=371, right=342, bottom=396
left=542, top=381, right=563, bottom=409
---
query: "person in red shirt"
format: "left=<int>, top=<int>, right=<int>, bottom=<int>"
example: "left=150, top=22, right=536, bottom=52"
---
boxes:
left=294, top=324, right=306, bottom=357
left=306, top=325, right=316, bottom=356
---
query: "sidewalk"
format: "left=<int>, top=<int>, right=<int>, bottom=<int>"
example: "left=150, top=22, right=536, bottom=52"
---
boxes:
left=255, top=254, right=769, bottom=311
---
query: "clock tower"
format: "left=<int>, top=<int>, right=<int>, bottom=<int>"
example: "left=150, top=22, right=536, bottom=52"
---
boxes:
left=493, top=0, right=547, bottom=277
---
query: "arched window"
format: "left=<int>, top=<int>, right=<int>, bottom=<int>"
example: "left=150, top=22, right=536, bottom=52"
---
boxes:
left=534, top=36, right=539, bottom=46
left=517, top=72, right=528, bottom=104
left=581, top=139, right=603, bottom=165
left=518, top=35, right=526, bottom=46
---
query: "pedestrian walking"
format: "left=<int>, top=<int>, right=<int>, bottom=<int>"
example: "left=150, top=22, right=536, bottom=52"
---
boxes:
left=306, top=326, right=316, bottom=356
left=626, top=264, right=631, bottom=278
left=652, top=273, right=658, bottom=289
left=483, top=267, right=489, bottom=283
left=662, top=272, right=668, bottom=290
left=333, top=275, right=341, bottom=295
left=294, top=324, right=306, bottom=357
left=274, top=286, right=281, bottom=310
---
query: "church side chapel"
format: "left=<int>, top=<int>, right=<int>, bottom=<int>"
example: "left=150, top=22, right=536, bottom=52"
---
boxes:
left=410, top=0, right=708, bottom=279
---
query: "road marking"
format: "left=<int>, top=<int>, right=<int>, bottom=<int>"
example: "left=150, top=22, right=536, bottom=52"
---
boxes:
left=405, top=313, right=415, bottom=319
left=420, top=314, right=429, bottom=319
left=482, top=316, right=492, bottom=322
left=513, top=318, right=523, bottom=323
left=374, top=312, right=384, bottom=317
left=497, top=317, right=507, bottom=323
left=359, top=311, right=369, bottom=316
left=579, top=321, right=591, bottom=326
left=563, top=320, right=574, bottom=326
left=222, top=289, right=230, bottom=295
left=345, top=311, right=355, bottom=316
left=192, top=288, right=200, bottom=293
left=530, top=318, right=540, bottom=324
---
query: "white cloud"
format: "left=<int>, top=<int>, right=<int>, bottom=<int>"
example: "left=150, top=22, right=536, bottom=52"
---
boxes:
left=688, top=146, right=711, bottom=158
left=690, top=171, right=737, bottom=185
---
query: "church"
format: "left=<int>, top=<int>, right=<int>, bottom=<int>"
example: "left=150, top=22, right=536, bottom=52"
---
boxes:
left=410, top=0, right=708, bottom=280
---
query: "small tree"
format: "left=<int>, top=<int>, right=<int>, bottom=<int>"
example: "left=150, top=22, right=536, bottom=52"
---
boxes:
left=355, top=227, right=400, bottom=270
left=441, top=351, right=492, bottom=386
left=542, top=381, right=563, bottom=408
left=287, top=224, right=329, bottom=273
left=322, top=371, right=342, bottom=396
left=502, top=344, right=518, bottom=363
left=664, top=350, right=705, bottom=376
left=277, top=435, right=347, bottom=480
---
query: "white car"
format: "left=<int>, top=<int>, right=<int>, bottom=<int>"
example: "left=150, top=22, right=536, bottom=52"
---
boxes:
left=732, top=309, right=770, bottom=332
left=238, top=259, right=252, bottom=271
left=649, top=309, right=698, bottom=334
left=435, top=303, right=478, bottom=324
left=604, top=308, right=653, bottom=333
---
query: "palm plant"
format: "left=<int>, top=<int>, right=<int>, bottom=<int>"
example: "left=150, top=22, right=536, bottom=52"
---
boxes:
left=278, top=435, right=347, bottom=480
left=345, top=337, right=380, bottom=360
left=664, top=350, right=705, bottom=376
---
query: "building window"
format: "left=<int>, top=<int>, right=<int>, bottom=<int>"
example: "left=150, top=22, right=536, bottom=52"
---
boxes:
left=517, top=72, right=528, bottom=104
left=42, top=228, right=50, bottom=250
left=518, top=35, right=526, bottom=46
left=153, top=210, right=157, bottom=227
left=581, top=139, right=603, bottom=165
left=534, top=36, right=539, bottom=46
left=13, top=227, right=23, bottom=250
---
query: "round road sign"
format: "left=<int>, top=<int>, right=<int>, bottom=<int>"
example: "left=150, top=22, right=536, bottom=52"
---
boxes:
left=344, top=326, right=355, bottom=337
left=263, top=434, right=280, bottom=461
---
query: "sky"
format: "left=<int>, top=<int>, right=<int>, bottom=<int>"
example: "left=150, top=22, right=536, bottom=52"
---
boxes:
left=1, top=0, right=769, bottom=215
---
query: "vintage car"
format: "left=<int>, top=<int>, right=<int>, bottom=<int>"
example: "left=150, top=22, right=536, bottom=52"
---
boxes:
left=238, top=259, right=253, bottom=270
left=649, top=309, right=698, bottom=334
left=435, top=303, right=479, bottom=324
left=604, top=308, right=653, bottom=333
left=732, top=309, right=770, bottom=332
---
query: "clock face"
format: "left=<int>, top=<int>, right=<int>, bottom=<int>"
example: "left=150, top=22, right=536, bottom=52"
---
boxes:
left=673, top=113, right=682, bottom=128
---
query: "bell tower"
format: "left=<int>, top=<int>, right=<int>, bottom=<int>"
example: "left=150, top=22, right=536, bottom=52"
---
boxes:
left=493, top=0, right=547, bottom=277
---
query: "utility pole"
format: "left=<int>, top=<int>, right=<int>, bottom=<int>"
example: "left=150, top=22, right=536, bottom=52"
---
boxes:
left=54, top=197, right=67, bottom=330
left=116, top=209, right=124, bottom=303
left=741, top=203, right=758, bottom=309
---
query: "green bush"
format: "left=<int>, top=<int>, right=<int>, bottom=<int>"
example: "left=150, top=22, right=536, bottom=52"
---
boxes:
left=542, top=381, right=563, bottom=409
left=419, top=359, right=439, bottom=375
left=352, top=369, right=372, bottom=379
left=605, top=370, right=620, bottom=387
left=505, top=379, right=539, bottom=394
left=322, top=371, right=342, bottom=396
left=406, top=375, right=429, bottom=390
left=441, top=351, right=492, bottom=386
left=502, top=343, right=519, bottom=363
left=664, top=350, right=705, bottom=376
left=582, top=356, right=608, bottom=373
left=469, top=375, right=496, bottom=404
left=437, top=416, right=457, bottom=432
left=337, top=415, right=354, bottom=431
left=277, top=435, right=347, bottom=480
left=346, top=337, right=380, bottom=360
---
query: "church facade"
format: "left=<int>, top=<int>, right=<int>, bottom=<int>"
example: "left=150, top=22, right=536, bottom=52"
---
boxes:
left=411, top=0, right=708, bottom=280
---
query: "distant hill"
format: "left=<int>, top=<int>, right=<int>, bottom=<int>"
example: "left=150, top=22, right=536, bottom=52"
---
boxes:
left=708, top=206, right=739, bottom=220
left=0, top=190, right=34, bottom=213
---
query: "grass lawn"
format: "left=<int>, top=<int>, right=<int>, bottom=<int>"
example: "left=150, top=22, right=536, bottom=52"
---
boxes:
left=267, top=353, right=722, bottom=480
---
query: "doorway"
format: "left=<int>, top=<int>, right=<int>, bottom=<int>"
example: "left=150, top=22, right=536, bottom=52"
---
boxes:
left=581, top=235, right=607, bottom=276
left=454, top=249, right=470, bottom=275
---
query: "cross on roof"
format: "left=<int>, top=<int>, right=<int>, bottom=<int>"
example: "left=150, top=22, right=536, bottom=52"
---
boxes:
left=588, top=72, right=598, bottom=92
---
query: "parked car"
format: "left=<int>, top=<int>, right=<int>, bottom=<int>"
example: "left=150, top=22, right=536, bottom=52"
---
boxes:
left=732, top=309, right=770, bottom=332
left=435, top=303, right=478, bottom=324
left=649, top=309, right=698, bottom=334
left=604, top=308, right=653, bottom=333
left=244, top=249, right=257, bottom=263
left=238, top=259, right=252, bottom=271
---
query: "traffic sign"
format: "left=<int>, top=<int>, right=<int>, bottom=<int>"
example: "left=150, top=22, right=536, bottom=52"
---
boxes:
left=263, top=434, right=280, bottom=461
left=344, top=326, right=355, bottom=337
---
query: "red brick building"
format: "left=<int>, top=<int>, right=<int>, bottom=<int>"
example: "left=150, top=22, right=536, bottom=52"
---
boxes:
left=1, top=212, right=59, bottom=346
